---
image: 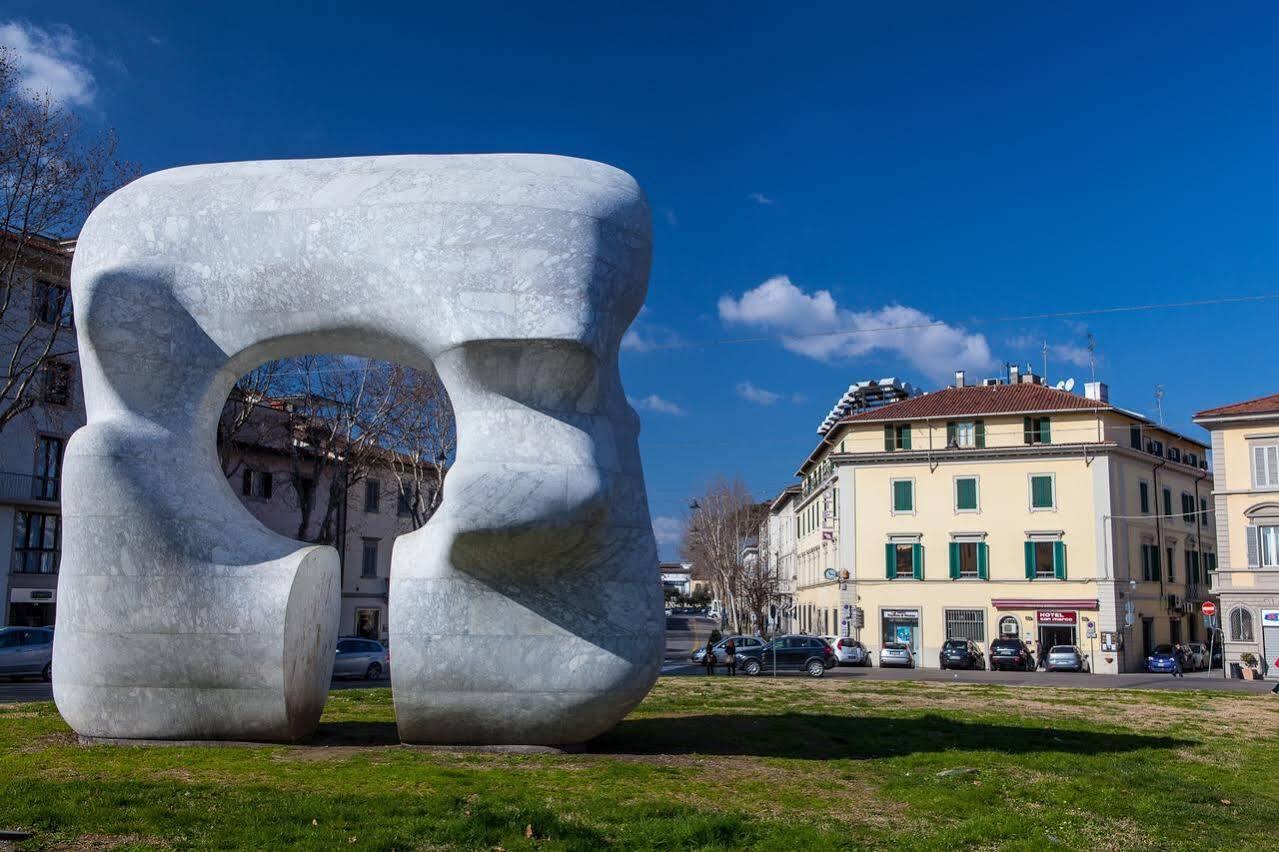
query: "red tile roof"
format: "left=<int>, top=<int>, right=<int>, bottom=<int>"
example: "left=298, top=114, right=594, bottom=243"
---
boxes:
left=1194, top=392, right=1279, bottom=420
left=838, top=383, right=1109, bottom=424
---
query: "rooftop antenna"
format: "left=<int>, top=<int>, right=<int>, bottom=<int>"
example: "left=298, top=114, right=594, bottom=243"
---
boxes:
left=1086, top=332, right=1097, bottom=383
left=1154, top=385, right=1166, bottom=425
left=1041, top=340, right=1049, bottom=385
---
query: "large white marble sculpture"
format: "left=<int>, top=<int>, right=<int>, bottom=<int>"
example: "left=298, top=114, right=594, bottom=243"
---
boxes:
left=54, top=154, right=663, bottom=745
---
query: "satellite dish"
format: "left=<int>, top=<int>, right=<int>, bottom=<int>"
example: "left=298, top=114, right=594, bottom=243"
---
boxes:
left=1054, top=381, right=1065, bottom=390
left=1064, top=378, right=1076, bottom=392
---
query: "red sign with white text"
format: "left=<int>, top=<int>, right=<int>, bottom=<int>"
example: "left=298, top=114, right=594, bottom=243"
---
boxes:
left=1037, top=610, right=1077, bottom=625
left=1201, top=601, right=1217, bottom=617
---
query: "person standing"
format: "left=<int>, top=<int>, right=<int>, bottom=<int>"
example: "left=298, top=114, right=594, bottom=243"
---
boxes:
left=1172, top=643, right=1185, bottom=677
left=724, top=639, right=737, bottom=676
left=703, top=638, right=716, bottom=676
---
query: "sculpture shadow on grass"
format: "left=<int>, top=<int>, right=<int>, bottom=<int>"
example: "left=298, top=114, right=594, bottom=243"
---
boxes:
left=590, top=713, right=1189, bottom=760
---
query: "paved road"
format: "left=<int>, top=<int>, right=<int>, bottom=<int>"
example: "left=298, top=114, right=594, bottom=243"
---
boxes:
left=0, top=667, right=1271, bottom=705
left=662, top=659, right=1277, bottom=692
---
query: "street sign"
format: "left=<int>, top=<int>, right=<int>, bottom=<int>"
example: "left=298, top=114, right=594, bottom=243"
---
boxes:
left=1201, top=601, right=1217, bottom=618
left=1086, top=623, right=1097, bottom=639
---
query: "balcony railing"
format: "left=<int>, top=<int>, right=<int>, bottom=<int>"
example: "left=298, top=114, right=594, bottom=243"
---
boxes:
left=0, top=472, right=60, bottom=504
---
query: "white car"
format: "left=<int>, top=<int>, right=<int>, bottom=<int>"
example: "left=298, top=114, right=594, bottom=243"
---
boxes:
left=1183, top=642, right=1208, bottom=671
left=822, top=635, right=872, bottom=666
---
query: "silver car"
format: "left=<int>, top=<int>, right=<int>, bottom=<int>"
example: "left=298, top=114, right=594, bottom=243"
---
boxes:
left=1183, top=642, right=1208, bottom=671
left=692, top=635, right=765, bottom=663
left=0, top=626, right=53, bottom=681
left=825, top=636, right=872, bottom=666
left=333, top=637, right=389, bottom=680
left=1044, top=645, right=1090, bottom=672
left=879, top=642, right=915, bottom=668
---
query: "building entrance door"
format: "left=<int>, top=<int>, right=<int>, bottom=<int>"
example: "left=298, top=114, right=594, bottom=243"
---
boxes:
left=1141, top=618, right=1155, bottom=657
left=355, top=608, right=381, bottom=640
left=1038, top=625, right=1077, bottom=653
left=881, top=609, right=920, bottom=660
left=1262, top=610, right=1279, bottom=679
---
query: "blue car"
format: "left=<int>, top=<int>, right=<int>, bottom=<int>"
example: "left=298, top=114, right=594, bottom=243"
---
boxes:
left=1144, top=644, right=1182, bottom=674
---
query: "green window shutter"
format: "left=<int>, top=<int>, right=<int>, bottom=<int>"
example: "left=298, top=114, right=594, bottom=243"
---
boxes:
left=912, top=543, right=924, bottom=580
left=956, top=477, right=977, bottom=510
left=893, top=480, right=913, bottom=512
left=1039, top=418, right=1051, bottom=444
left=949, top=542, right=961, bottom=579
left=946, top=421, right=956, bottom=446
left=1023, top=416, right=1033, bottom=444
left=885, top=543, right=897, bottom=579
left=977, top=543, right=989, bottom=580
left=1031, top=475, right=1053, bottom=509
left=901, top=425, right=912, bottom=450
left=1053, top=541, right=1067, bottom=579
left=1152, top=547, right=1161, bottom=581
left=975, top=420, right=986, bottom=448
left=1024, top=541, right=1036, bottom=579
left=884, top=425, right=894, bottom=451
left=1139, top=482, right=1149, bottom=514
left=1140, top=545, right=1150, bottom=581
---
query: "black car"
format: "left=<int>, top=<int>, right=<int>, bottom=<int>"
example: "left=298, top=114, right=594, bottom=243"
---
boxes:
left=939, top=639, right=985, bottom=670
left=738, top=635, right=836, bottom=678
left=988, top=638, right=1036, bottom=671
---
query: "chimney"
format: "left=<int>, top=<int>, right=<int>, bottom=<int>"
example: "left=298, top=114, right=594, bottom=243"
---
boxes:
left=954, top=370, right=965, bottom=388
left=1085, top=381, right=1109, bottom=403
left=1009, top=364, right=1020, bottom=383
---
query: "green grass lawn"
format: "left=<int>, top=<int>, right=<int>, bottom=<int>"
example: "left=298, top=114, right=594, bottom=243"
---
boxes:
left=2, top=678, right=1277, bottom=850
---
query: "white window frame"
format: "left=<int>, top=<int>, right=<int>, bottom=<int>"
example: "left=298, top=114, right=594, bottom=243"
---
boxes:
left=1260, top=524, right=1279, bottom=569
left=1028, top=472, right=1057, bottom=512
left=953, top=475, right=980, bottom=514
left=1252, top=441, right=1279, bottom=489
left=953, top=421, right=976, bottom=449
left=890, top=477, right=916, bottom=516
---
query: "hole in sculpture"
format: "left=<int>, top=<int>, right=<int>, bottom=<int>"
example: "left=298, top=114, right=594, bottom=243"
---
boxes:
left=216, top=354, right=455, bottom=658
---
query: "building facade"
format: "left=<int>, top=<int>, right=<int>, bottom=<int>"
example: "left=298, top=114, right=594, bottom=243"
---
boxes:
left=791, top=369, right=1216, bottom=673
left=763, top=485, right=799, bottom=633
left=1195, top=393, right=1279, bottom=679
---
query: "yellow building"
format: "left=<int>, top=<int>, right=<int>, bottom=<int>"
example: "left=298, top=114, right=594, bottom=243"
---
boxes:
left=792, top=371, right=1216, bottom=673
left=1194, top=393, right=1279, bottom=680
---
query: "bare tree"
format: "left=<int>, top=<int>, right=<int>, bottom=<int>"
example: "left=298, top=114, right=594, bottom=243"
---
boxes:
left=216, top=363, right=282, bottom=477
left=739, top=544, right=780, bottom=638
left=380, top=363, right=454, bottom=529
left=0, top=46, right=135, bottom=434
left=681, top=477, right=768, bottom=633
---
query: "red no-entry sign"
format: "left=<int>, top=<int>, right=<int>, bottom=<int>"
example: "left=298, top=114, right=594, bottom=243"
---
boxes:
left=1201, top=601, right=1217, bottom=617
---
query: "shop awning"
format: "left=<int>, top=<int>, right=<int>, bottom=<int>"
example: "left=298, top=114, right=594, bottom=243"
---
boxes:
left=991, top=598, right=1098, bottom=611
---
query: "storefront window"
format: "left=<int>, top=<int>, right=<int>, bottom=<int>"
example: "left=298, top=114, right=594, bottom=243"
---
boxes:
left=881, top=609, right=920, bottom=658
left=945, top=609, right=985, bottom=642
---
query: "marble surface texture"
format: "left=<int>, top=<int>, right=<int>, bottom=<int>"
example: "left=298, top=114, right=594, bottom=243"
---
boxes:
left=54, top=154, right=663, bottom=744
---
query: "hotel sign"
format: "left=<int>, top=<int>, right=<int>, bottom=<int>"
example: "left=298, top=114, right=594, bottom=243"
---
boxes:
left=1037, top=609, right=1077, bottom=625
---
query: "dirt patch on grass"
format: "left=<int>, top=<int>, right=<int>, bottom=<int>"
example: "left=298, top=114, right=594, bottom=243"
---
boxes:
left=50, top=833, right=170, bottom=850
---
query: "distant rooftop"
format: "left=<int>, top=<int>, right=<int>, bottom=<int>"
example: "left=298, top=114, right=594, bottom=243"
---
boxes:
left=838, top=382, right=1108, bottom=424
left=1195, top=392, right=1279, bottom=420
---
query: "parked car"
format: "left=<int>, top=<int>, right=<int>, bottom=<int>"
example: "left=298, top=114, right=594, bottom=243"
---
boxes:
left=738, top=635, right=836, bottom=677
left=827, top=637, right=873, bottom=667
left=879, top=642, right=915, bottom=669
left=1044, top=645, right=1090, bottom=672
left=1183, top=642, right=1208, bottom=671
left=989, top=638, right=1036, bottom=671
left=939, top=639, right=985, bottom=670
left=691, top=635, right=765, bottom=663
left=333, top=637, right=389, bottom=680
left=0, top=627, right=53, bottom=681
left=1144, top=644, right=1182, bottom=674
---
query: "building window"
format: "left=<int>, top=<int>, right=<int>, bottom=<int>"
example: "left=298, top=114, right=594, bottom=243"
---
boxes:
left=1029, top=474, right=1055, bottom=510
left=1181, top=493, right=1195, bottom=524
left=1130, top=425, right=1142, bottom=449
left=1139, top=480, right=1150, bottom=514
left=999, top=615, right=1020, bottom=637
left=241, top=469, right=273, bottom=499
left=361, top=538, right=379, bottom=578
left=1186, top=549, right=1200, bottom=585
left=1250, top=524, right=1279, bottom=568
left=35, top=281, right=73, bottom=327
left=945, top=609, right=985, bottom=642
left=1166, top=546, right=1175, bottom=583
left=1025, top=540, right=1066, bottom=580
left=949, top=540, right=987, bottom=579
left=883, top=423, right=912, bottom=451
left=1023, top=416, right=1051, bottom=445
left=954, top=476, right=979, bottom=512
left=1230, top=607, right=1254, bottom=642
left=1162, top=488, right=1172, bottom=518
left=885, top=542, right=923, bottom=579
left=40, top=361, right=72, bottom=406
left=1200, top=497, right=1210, bottom=527
left=1140, top=543, right=1162, bottom=581
left=946, top=420, right=985, bottom=449
left=364, top=479, right=381, bottom=513
left=891, top=479, right=914, bottom=514
left=33, top=435, right=62, bottom=501
left=1253, top=443, right=1279, bottom=488
left=397, top=485, right=417, bottom=517
left=14, top=511, right=59, bottom=574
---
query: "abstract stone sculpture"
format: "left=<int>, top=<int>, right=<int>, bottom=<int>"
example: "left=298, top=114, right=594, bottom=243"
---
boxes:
left=54, top=154, right=663, bottom=745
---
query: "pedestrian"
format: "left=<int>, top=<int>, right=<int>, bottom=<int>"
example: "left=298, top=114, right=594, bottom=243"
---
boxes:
left=724, top=639, right=737, bottom=676
left=703, top=637, right=716, bottom=676
left=1273, top=658, right=1279, bottom=694
left=1173, top=643, right=1185, bottom=677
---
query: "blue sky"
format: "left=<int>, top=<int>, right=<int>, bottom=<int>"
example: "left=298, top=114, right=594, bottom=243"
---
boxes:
left=7, top=4, right=1279, bottom=559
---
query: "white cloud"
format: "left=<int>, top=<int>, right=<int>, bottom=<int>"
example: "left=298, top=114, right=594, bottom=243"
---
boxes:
left=652, top=516, right=683, bottom=547
left=718, top=275, right=996, bottom=383
left=736, top=380, right=782, bottom=406
left=748, top=192, right=775, bottom=205
left=0, top=20, right=95, bottom=106
left=1006, top=334, right=1094, bottom=369
left=621, top=307, right=683, bottom=353
left=629, top=393, right=687, bottom=416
